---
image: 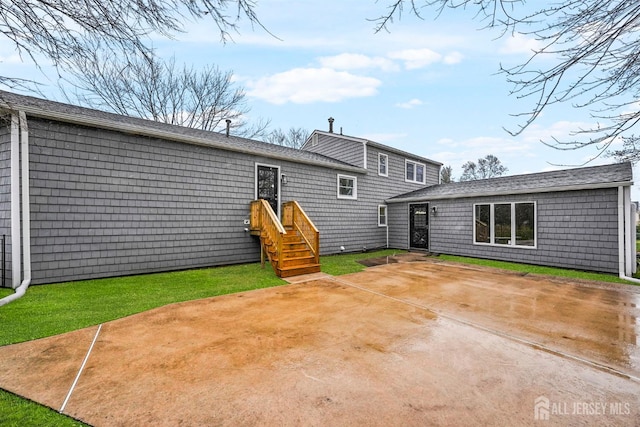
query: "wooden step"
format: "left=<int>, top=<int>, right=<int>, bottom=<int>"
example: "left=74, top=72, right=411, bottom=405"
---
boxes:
left=282, top=240, right=307, bottom=249
left=282, top=248, right=313, bottom=258
left=282, top=255, right=316, bottom=268
left=283, top=234, right=302, bottom=243
left=278, top=264, right=321, bottom=278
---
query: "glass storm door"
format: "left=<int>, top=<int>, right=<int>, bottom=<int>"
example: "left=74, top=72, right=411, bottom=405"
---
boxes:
left=257, top=165, right=279, bottom=216
left=409, top=203, right=429, bottom=250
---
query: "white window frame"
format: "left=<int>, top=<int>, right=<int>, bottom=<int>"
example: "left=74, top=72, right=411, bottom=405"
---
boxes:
left=378, top=205, right=388, bottom=227
left=405, top=159, right=426, bottom=184
left=337, top=174, right=357, bottom=200
left=378, top=153, right=389, bottom=177
left=473, top=201, right=537, bottom=249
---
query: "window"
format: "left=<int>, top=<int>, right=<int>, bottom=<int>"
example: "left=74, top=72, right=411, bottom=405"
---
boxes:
left=494, top=204, right=511, bottom=245
left=473, top=202, right=536, bottom=248
left=474, top=204, right=491, bottom=244
left=378, top=153, right=388, bottom=177
left=337, top=174, right=357, bottom=200
left=311, top=133, right=318, bottom=146
left=405, top=160, right=426, bottom=184
left=515, top=203, right=536, bottom=247
left=378, top=205, right=387, bottom=227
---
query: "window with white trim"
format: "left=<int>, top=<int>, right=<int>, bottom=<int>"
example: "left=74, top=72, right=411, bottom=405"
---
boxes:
left=405, top=160, right=426, bottom=184
left=378, top=153, right=388, bottom=177
left=378, top=205, right=387, bottom=227
left=337, top=174, right=357, bottom=200
left=474, top=202, right=536, bottom=248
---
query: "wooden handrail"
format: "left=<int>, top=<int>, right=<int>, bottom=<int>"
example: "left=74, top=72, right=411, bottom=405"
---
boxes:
left=283, top=201, right=320, bottom=265
left=250, top=199, right=285, bottom=272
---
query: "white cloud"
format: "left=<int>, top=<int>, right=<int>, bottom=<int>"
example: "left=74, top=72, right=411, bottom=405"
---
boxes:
left=443, top=51, right=463, bottom=65
left=518, top=120, right=595, bottom=144
left=0, top=53, right=23, bottom=64
left=318, top=53, right=399, bottom=72
left=395, top=99, right=423, bottom=109
left=429, top=135, right=536, bottom=173
left=499, top=33, right=542, bottom=55
left=246, top=68, right=381, bottom=104
left=388, top=48, right=442, bottom=70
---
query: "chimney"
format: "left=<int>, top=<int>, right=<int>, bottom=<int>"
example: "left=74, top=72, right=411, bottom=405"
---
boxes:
left=225, top=119, right=231, bottom=137
left=328, top=117, right=335, bottom=133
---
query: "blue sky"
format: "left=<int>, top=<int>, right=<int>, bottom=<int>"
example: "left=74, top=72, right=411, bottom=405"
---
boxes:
left=1, top=1, right=638, bottom=197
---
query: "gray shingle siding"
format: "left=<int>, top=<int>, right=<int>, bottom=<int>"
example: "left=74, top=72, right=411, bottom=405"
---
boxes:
left=281, top=144, right=436, bottom=255
left=28, top=118, right=265, bottom=284
left=389, top=188, right=621, bottom=273
left=303, top=133, right=364, bottom=167
left=369, top=148, right=439, bottom=189
left=388, top=203, right=408, bottom=249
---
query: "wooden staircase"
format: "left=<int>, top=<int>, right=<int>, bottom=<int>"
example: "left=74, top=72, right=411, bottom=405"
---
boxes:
left=250, top=200, right=321, bottom=278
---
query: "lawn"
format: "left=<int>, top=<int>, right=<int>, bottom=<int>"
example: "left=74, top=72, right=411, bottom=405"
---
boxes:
left=438, top=254, right=640, bottom=285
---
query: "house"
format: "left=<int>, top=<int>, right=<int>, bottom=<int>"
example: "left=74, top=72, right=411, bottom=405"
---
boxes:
left=386, top=164, right=636, bottom=275
left=0, top=90, right=636, bottom=289
left=0, top=91, right=438, bottom=286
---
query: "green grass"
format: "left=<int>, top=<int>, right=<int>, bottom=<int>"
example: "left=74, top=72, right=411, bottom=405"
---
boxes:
left=438, top=254, right=639, bottom=285
left=320, top=249, right=406, bottom=275
left=0, top=262, right=286, bottom=347
left=0, top=391, right=88, bottom=427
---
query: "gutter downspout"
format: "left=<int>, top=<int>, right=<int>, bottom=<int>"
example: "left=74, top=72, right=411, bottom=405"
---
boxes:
left=618, top=186, right=640, bottom=284
left=386, top=222, right=389, bottom=249
left=0, top=111, right=31, bottom=307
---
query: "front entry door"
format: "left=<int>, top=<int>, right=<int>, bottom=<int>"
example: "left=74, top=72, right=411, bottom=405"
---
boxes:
left=256, top=165, right=280, bottom=216
left=409, top=203, right=429, bottom=250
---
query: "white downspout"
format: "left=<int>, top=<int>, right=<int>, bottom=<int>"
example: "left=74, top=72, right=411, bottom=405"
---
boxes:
left=624, top=186, right=633, bottom=275
left=386, top=219, right=389, bottom=249
left=9, top=113, right=20, bottom=289
left=0, top=111, right=31, bottom=307
left=633, top=199, right=638, bottom=275
left=618, top=186, right=640, bottom=284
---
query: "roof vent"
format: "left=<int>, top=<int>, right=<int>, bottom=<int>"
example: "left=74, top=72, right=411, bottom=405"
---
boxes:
left=225, top=119, right=231, bottom=137
left=328, top=117, right=334, bottom=133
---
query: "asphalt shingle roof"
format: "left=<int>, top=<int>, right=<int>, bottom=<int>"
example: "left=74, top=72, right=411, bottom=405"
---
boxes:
left=0, top=90, right=363, bottom=173
left=388, top=162, right=633, bottom=202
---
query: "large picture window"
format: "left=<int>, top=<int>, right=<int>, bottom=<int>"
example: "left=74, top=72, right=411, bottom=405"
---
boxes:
left=473, top=202, right=536, bottom=248
left=337, top=174, right=357, bottom=200
left=405, top=160, right=426, bottom=184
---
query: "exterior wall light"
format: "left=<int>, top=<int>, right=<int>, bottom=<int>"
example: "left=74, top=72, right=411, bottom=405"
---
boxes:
left=281, top=174, right=288, bottom=185
left=431, top=206, right=438, bottom=216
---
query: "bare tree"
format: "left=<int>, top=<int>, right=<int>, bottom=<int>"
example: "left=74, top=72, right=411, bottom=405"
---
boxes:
left=67, top=52, right=269, bottom=137
left=459, top=155, right=508, bottom=181
left=608, top=137, right=640, bottom=163
left=264, top=127, right=310, bottom=149
left=440, top=165, right=454, bottom=183
left=0, top=0, right=263, bottom=90
left=372, top=1, right=640, bottom=162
